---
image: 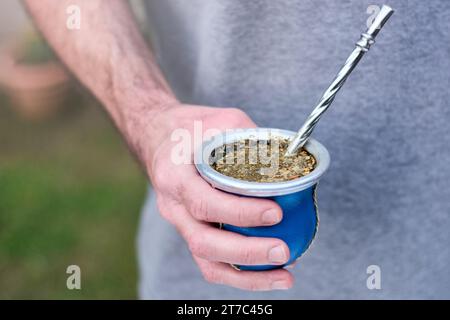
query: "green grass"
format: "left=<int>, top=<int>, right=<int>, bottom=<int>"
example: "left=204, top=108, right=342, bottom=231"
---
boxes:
left=0, top=89, right=147, bottom=299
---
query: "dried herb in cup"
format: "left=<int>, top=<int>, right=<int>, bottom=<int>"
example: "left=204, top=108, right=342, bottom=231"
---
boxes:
left=210, top=138, right=316, bottom=182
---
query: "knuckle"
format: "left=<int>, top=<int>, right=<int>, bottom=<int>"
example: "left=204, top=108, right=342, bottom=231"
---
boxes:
left=202, top=265, right=221, bottom=284
left=155, top=195, right=181, bottom=224
left=187, top=233, right=209, bottom=258
left=247, top=281, right=261, bottom=291
left=156, top=198, right=172, bottom=221
left=235, top=205, right=249, bottom=226
left=151, top=169, right=165, bottom=189
left=238, top=246, right=255, bottom=265
left=189, top=196, right=211, bottom=221
left=225, top=108, right=249, bottom=125
left=151, top=157, right=186, bottom=196
left=227, top=108, right=246, bottom=117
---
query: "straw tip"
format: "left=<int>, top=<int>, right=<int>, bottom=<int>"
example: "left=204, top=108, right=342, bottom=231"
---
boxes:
left=381, top=4, right=395, bottom=14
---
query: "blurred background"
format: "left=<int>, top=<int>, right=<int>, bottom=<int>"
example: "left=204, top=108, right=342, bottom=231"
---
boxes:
left=0, top=1, right=147, bottom=298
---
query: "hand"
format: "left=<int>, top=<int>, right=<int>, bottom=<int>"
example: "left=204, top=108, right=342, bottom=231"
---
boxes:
left=25, top=0, right=294, bottom=291
left=142, top=104, right=294, bottom=291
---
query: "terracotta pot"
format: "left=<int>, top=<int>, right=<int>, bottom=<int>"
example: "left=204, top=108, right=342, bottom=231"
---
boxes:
left=0, top=41, right=70, bottom=120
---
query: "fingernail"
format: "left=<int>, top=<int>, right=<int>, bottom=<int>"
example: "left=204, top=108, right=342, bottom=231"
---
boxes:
left=271, top=280, right=291, bottom=290
left=262, top=209, right=281, bottom=225
left=268, top=245, right=288, bottom=264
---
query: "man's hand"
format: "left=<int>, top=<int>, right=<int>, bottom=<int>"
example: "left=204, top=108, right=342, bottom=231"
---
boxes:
left=143, top=105, right=294, bottom=291
left=25, top=0, right=294, bottom=291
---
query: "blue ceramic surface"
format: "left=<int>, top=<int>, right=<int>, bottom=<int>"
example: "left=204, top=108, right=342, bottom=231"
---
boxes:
left=195, top=128, right=329, bottom=272
left=223, top=185, right=318, bottom=271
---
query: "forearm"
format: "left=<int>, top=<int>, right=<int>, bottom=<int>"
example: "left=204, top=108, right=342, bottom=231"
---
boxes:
left=25, top=0, right=177, bottom=162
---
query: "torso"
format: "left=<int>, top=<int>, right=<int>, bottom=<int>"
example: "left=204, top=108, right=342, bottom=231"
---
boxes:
left=138, top=0, right=450, bottom=299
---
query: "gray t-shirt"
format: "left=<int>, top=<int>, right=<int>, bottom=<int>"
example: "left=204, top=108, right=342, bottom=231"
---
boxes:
left=137, top=0, right=450, bottom=299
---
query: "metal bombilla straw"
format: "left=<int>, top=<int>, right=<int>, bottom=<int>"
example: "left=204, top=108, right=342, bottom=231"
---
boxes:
left=285, top=5, right=394, bottom=156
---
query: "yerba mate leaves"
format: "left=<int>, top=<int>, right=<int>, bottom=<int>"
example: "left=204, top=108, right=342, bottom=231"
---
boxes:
left=211, top=138, right=316, bottom=182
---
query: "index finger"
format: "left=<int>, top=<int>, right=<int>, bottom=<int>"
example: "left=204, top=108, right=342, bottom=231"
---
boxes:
left=182, top=174, right=283, bottom=227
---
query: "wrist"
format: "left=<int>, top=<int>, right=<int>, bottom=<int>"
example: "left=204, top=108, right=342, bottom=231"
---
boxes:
left=110, top=83, right=179, bottom=169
